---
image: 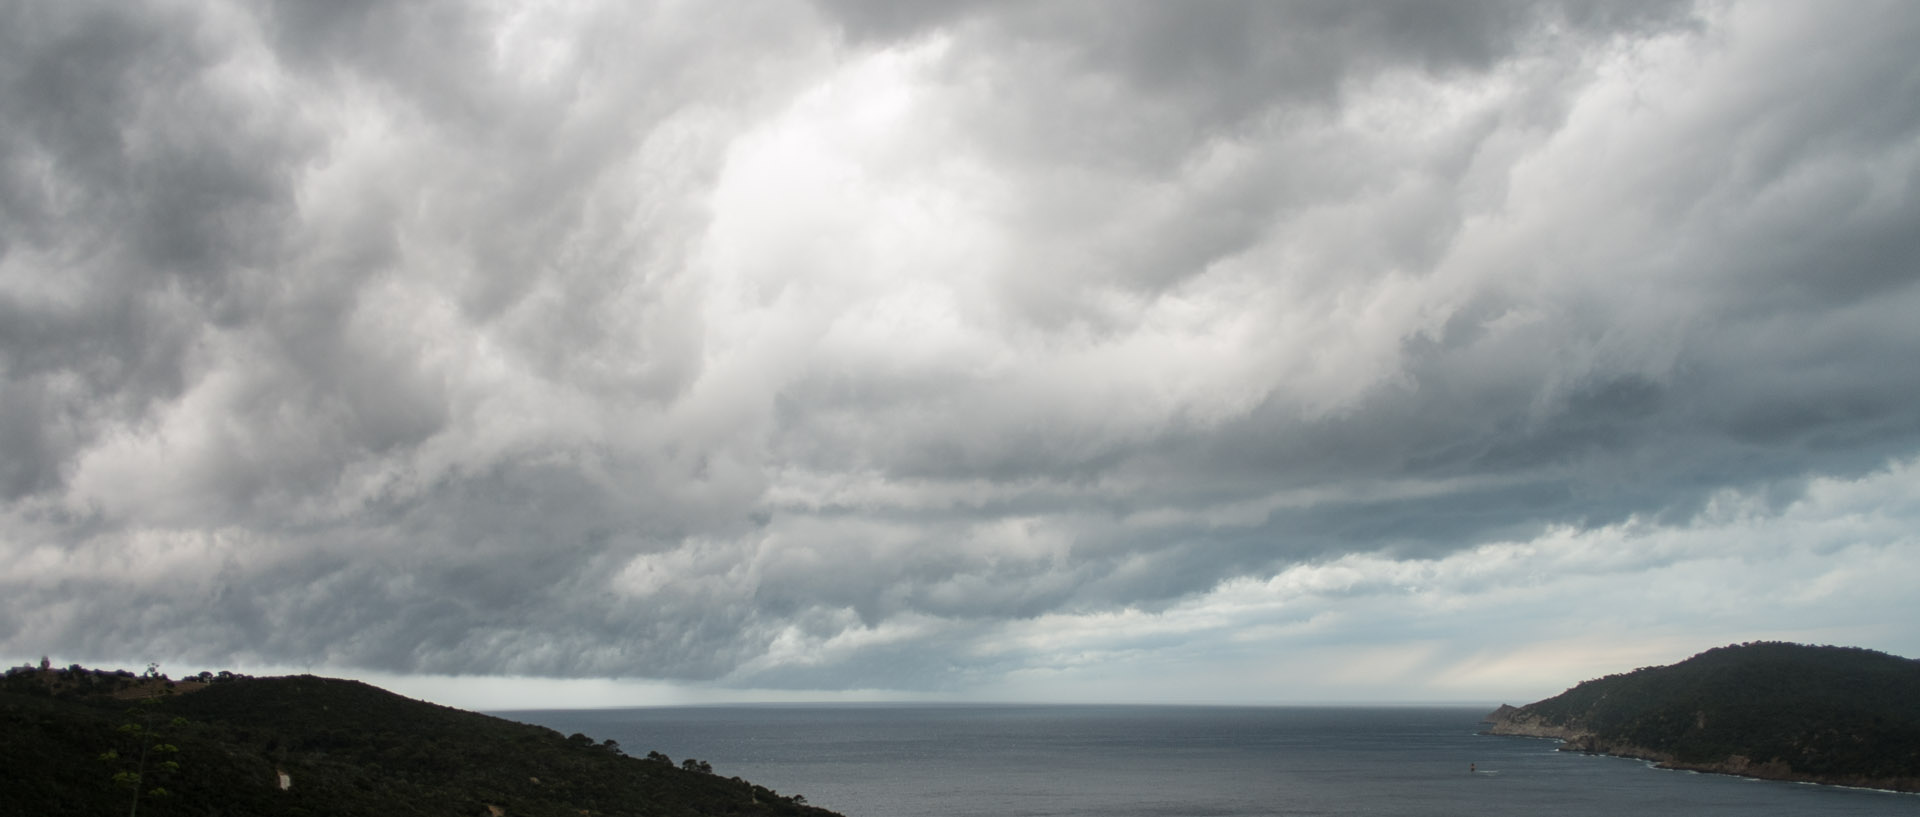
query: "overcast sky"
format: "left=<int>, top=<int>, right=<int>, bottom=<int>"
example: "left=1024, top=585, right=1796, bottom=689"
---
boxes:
left=4, top=0, right=1919, bottom=710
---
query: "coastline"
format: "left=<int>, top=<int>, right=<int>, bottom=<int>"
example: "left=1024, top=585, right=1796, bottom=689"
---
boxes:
left=1481, top=706, right=1920, bottom=794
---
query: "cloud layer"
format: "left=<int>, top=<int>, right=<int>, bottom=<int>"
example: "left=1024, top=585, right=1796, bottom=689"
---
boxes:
left=5, top=0, right=1918, bottom=700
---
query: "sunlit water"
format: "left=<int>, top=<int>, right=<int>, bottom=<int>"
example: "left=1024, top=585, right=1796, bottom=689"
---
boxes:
left=494, top=705, right=1919, bottom=817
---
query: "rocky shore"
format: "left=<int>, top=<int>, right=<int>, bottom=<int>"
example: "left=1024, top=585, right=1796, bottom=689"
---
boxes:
left=1482, top=701, right=1920, bottom=793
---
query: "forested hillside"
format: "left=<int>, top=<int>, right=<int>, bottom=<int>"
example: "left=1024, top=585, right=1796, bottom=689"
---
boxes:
left=1484, top=642, right=1920, bottom=791
left=0, top=664, right=840, bottom=817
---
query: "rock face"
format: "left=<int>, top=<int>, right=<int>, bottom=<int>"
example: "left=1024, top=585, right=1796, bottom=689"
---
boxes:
left=1482, top=704, right=1589, bottom=741
left=1481, top=642, right=1920, bottom=793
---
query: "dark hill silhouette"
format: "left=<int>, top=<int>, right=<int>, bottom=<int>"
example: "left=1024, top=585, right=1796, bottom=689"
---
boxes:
left=1, top=664, right=840, bottom=816
left=1484, top=642, right=1920, bottom=791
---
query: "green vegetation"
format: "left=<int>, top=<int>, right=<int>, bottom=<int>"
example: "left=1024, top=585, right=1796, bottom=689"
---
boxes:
left=104, top=666, right=190, bottom=815
left=1486, top=642, right=1920, bottom=790
left=1, top=663, right=841, bottom=816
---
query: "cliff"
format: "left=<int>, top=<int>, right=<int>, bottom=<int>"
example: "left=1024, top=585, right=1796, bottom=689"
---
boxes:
left=1483, top=642, right=1920, bottom=792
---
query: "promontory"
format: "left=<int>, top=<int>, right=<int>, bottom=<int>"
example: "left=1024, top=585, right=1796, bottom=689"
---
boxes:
left=1484, top=642, right=1920, bottom=792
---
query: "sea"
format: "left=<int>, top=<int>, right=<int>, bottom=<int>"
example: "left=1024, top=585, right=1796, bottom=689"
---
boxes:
left=492, top=705, right=1920, bottom=817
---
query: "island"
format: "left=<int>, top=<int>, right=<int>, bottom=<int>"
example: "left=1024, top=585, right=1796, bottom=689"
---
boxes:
left=1483, top=641, right=1920, bottom=792
left=1, top=662, right=842, bottom=816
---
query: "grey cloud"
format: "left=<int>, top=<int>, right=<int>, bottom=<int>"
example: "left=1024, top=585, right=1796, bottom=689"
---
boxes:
left=1, top=0, right=810, bottom=666
left=914, top=1, right=1695, bottom=166
left=819, top=1, right=1696, bottom=104
left=5, top=0, right=1920, bottom=693
left=806, top=2, right=1703, bottom=342
left=0, top=2, right=305, bottom=501
left=744, top=2, right=1920, bottom=647
left=811, top=0, right=1006, bottom=44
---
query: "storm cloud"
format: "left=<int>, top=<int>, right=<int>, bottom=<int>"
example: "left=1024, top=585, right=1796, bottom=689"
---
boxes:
left=4, top=0, right=1918, bottom=702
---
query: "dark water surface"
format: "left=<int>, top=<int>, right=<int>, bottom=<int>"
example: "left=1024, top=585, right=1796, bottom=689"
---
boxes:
left=494, top=705, right=1919, bottom=817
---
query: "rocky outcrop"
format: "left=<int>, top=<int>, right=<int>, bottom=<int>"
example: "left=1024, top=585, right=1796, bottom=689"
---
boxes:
left=1586, top=740, right=1920, bottom=792
left=1481, top=704, right=1590, bottom=741
left=1656, top=756, right=1920, bottom=793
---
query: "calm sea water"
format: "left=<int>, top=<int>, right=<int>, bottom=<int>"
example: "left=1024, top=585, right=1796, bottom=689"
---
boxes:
left=493, top=705, right=1919, bottom=817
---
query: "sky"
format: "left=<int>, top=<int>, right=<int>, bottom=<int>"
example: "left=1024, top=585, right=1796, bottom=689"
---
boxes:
left=3, top=0, right=1919, bottom=711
